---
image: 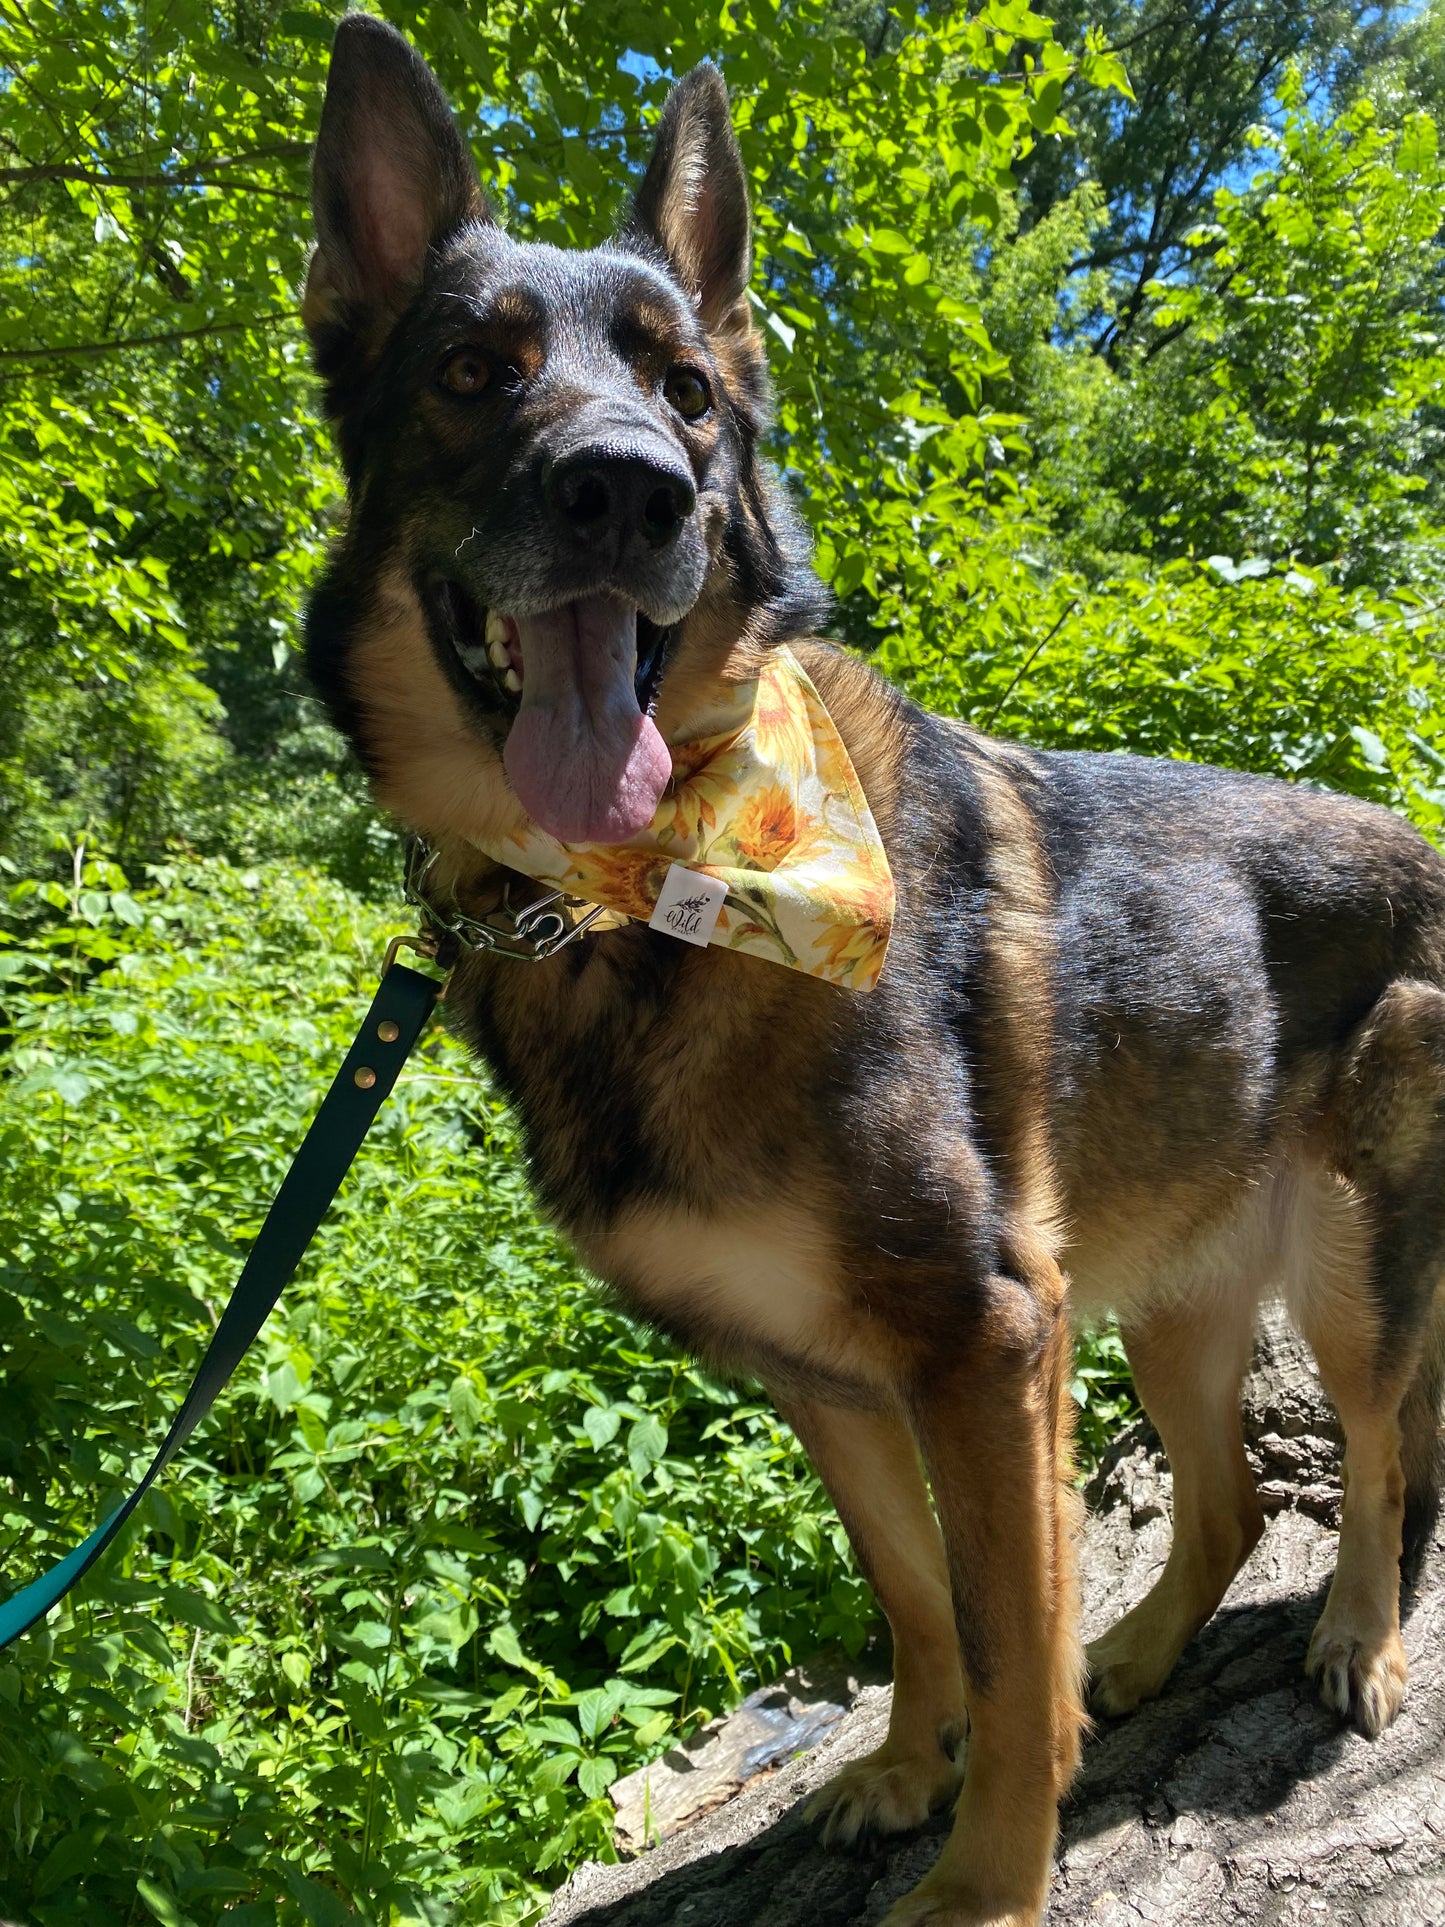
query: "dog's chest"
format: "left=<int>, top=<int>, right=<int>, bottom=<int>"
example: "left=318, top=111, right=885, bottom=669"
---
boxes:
left=461, top=936, right=838, bottom=1213
left=572, top=1200, right=893, bottom=1398
left=456, top=940, right=895, bottom=1393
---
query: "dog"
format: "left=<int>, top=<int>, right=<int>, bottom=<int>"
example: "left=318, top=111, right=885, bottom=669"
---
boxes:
left=301, top=18, right=1445, bottom=1923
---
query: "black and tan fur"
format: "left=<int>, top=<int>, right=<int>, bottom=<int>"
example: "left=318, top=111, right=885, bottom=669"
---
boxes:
left=302, top=20, right=1445, bottom=1923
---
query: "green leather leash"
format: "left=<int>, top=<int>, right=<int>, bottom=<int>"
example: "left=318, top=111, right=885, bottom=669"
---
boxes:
left=0, top=946, right=446, bottom=1652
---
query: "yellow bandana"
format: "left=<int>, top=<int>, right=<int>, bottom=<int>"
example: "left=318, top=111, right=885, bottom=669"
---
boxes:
left=476, top=645, right=895, bottom=991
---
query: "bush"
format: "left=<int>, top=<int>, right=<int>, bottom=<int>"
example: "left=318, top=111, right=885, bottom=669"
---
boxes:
left=876, top=543, right=1445, bottom=836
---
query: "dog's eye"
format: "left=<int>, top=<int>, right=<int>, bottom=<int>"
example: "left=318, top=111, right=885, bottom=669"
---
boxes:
left=664, top=367, right=712, bottom=421
left=439, top=349, right=491, bottom=397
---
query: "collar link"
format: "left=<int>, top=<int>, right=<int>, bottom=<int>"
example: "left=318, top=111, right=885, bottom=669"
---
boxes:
left=404, top=835, right=631, bottom=965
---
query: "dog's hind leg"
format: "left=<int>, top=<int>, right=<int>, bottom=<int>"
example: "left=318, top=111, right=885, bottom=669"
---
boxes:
left=1296, top=979, right=1445, bottom=1735
left=1085, top=1283, right=1264, bottom=1716
left=780, top=1396, right=969, bottom=1845
left=1290, top=1161, right=1414, bottom=1735
left=1300, top=1332, right=1411, bottom=1736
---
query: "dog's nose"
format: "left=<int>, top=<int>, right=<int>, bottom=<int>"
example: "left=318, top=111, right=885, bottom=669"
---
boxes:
left=546, top=442, right=697, bottom=553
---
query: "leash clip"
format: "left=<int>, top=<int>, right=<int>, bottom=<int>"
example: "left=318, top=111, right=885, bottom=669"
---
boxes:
left=381, top=930, right=438, bottom=973
left=380, top=928, right=452, bottom=1001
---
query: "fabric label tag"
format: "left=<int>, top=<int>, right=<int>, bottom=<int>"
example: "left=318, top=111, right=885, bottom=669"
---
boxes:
left=648, top=864, right=728, bottom=948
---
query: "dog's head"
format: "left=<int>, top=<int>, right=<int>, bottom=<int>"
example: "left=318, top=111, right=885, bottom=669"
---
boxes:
left=303, top=16, right=825, bottom=848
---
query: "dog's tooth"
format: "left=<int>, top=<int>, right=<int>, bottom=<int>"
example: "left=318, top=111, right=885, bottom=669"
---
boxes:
left=488, top=638, right=510, bottom=669
left=485, top=610, right=509, bottom=645
left=504, top=668, right=523, bottom=693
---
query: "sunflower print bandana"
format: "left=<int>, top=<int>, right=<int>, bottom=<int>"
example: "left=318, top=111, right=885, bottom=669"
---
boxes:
left=477, top=646, right=896, bottom=992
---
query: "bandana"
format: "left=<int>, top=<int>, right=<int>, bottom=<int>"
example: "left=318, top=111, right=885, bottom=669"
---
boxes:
left=473, top=645, right=895, bottom=992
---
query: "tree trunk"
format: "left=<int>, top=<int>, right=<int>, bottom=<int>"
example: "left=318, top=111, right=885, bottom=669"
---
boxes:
left=547, top=1308, right=1445, bottom=1926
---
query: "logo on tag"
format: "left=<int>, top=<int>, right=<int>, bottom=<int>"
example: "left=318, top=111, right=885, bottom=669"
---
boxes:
left=648, top=864, right=728, bottom=949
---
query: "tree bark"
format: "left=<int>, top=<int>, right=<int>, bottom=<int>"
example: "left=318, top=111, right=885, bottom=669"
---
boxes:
left=547, top=1308, right=1445, bottom=1926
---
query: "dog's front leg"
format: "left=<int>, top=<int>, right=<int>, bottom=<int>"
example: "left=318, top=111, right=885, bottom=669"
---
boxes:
left=775, top=1395, right=968, bottom=1843
left=887, top=1279, right=1085, bottom=1927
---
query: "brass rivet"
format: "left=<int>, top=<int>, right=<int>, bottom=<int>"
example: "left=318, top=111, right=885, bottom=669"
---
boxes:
left=377, top=1020, right=400, bottom=1043
left=354, top=1066, right=377, bottom=1090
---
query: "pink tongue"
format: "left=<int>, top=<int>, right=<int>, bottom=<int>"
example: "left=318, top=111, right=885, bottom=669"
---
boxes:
left=502, top=595, right=672, bottom=844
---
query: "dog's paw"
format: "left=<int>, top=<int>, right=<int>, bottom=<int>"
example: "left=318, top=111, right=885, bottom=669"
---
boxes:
left=1084, top=1626, right=1171, bottom=1718
left=804, top=1735, right=964, bottom=1850
left=1306, top=1618, right=1408, bottom=1737
left=878, top=1868, right=1041, bottom=1927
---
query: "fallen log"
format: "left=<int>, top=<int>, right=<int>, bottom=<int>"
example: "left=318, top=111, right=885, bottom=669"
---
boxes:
left=547, top=1308, right=1445, bottom=1926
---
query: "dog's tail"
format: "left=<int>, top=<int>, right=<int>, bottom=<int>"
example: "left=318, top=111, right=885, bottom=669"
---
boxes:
left=1401, top=1284, right=1445, bottom=1576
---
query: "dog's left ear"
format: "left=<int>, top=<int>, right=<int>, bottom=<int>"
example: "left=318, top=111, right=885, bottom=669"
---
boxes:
left=623, top=63, right=751, bottom=333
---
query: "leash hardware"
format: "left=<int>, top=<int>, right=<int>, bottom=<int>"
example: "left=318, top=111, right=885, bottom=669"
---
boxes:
left=382, top=930, right=439, bottom=975
left=380, top=930, right=453, bottom=1004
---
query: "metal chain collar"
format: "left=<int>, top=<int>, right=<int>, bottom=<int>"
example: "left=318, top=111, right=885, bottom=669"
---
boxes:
left=403, top=836, right=629, bottom=965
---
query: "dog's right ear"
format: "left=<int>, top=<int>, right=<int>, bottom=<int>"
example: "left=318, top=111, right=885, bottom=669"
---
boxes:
left=306, top=15, right=488, bottom=359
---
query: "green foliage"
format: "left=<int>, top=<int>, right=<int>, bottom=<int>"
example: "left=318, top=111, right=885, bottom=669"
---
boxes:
left=1069, top=1327, right=1135, bottom=1469
left=1136, top=84, right=1445, bottom=575
left=0, top=0, right=342, bottom=864
left=877, top=543, right=1445, bottom=833
left=1012, top=0, right=1405, bottom=352
left=904, top=92, right=1445, bottom=587
left=0, top=862, right=881, bottom=1922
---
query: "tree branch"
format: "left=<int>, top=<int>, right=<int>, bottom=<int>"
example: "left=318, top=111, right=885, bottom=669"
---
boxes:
left=1102, top=9, right=1197, bottom=57
left=0, top=140, right=311, bottom=191
left=144, top=237, right=193, bottom=302
left=0, top=310, right=298, bottom=366
left=980, top=600, right=1079, bottom=728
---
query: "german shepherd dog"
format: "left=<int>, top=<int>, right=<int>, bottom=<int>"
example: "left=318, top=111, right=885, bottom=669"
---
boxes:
left=303, top=18, right=1445, bottom=1923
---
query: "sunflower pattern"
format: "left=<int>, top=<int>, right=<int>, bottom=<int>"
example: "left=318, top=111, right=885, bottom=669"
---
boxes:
left=479, top=645, right=896, bottom=991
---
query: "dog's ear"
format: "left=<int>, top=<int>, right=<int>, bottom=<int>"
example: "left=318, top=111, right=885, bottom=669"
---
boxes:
left=623, top=63, right=752, bottom=333
left=306, top=15, right=488, bottom=353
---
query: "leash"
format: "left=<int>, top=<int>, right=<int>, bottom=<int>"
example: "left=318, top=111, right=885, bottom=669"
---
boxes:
left=2, top=842, right=645, bottom=1653
left=0, top=939, right=446, bottom=1653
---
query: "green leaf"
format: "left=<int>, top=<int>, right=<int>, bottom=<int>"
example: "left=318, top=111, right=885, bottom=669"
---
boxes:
left=1029, top=75, right=1064, bottom=130
left=278, top=8, right=336, bottom=44
left=627, top=1415, right=668, bottom=1476
left=578, top=1753, right=618, bottom=1798
left=158, top=1585, right=240, bottom=1637
left=277, top=1871, right=352, bottom=1927
left=136, top=1876, right=189, bottom=1927
left=583, top=1404, right=621, bottom=1449
left=765, top=310, right=796, bottom=353
left=490, top=1622, right=541, bottom=1675
left=572, top=1685, right=615, bottom=1740
left=1399, top=113, right=1438, bottom=178
left=34, top=1826, right=109, bottom=1897
left=450, top=1372, right=485, bottom=1440
left=47, top=1069, right=92, bottom=1105
left=525, top=1714, right=580, bottom=1747
left=619, top=1627, right=680, bottom=1673
left=1350, top=725, right=1389, bottom=768
left=531, top=1751, right=579, bottom=1791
